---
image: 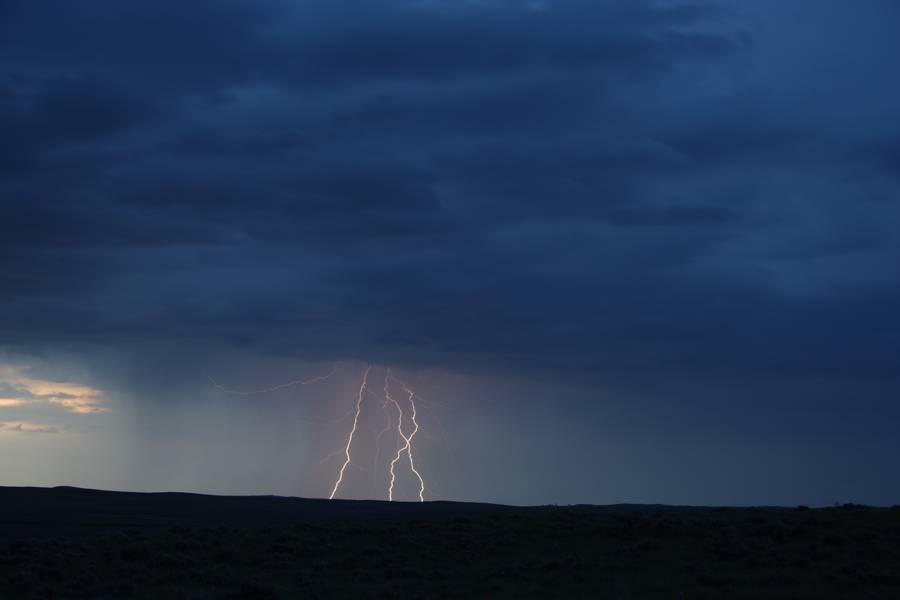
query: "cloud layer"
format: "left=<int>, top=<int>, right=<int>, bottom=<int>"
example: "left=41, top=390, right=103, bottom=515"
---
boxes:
left=2, top=0, right=899, bottom=379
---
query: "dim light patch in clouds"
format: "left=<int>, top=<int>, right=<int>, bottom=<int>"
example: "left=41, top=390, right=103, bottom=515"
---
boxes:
left=0, top=399, right=28, bottom=407
left=0, top=421, right=61, bottom=435
left=0, top=364, right=107, bottom=414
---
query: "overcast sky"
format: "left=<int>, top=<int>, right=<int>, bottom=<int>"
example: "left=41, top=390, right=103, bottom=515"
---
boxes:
left=1, top=0, right=898, bottom=506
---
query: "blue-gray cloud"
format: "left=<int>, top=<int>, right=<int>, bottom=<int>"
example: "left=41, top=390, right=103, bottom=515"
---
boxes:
left=1, top=0, right=898, bottom=382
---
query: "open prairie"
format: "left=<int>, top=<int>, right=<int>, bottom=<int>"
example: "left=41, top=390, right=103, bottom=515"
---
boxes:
left=1, top=487, right=898, bottom=599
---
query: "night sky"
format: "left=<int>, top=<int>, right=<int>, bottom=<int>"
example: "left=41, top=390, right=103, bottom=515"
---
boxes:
left=1, top=1, right=899, bottom=506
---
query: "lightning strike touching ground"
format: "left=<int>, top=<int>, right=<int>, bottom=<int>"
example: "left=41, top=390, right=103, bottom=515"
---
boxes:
left=328, top=365, right=372, bottom=500
left=207, top=362, right=433, bottom=501
left=384, top=371, right=407, bottom=501
left=386, top=371, right=426, bottom=502
left=372, top=375, right=394, bottom=493
left=402, top=383, right=426, bottom=502
left=205, top=364, right=336, bottom=395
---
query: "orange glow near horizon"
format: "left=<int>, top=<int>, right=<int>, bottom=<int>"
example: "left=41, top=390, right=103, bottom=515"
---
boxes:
left=0, top=420, right=61, bottom=434
left=0, top=364, right=106, bottom=414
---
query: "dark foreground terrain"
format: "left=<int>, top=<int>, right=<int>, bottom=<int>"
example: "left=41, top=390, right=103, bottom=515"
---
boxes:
left=0, top=487, right=898, bottom=599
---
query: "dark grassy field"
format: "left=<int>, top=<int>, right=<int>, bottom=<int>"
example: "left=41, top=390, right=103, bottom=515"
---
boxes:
left=0, top=487, right=898, bottom=599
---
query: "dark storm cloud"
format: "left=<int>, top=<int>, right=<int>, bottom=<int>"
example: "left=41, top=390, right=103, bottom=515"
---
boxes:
left=0, top=75, right=155, bottom=176
left=0, top=0, right=733, bottom=91
left=1, top=0, right=899, bottom=379
left=164, top=129, right=311, bottom=159
left=864, top=139, right=900, bottom=179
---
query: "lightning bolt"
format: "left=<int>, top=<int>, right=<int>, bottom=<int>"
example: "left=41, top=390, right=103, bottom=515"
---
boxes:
left=207, top=361, right=437, bottom=502
left=402, top=383, right=426, bottom=502
left=205, top=364, right=337, bottom=395
left=371, top=375, right=394, bottom=494
left=328, top=365, right=372, bottom=500
left=386, top=371, right=426, bottom=502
